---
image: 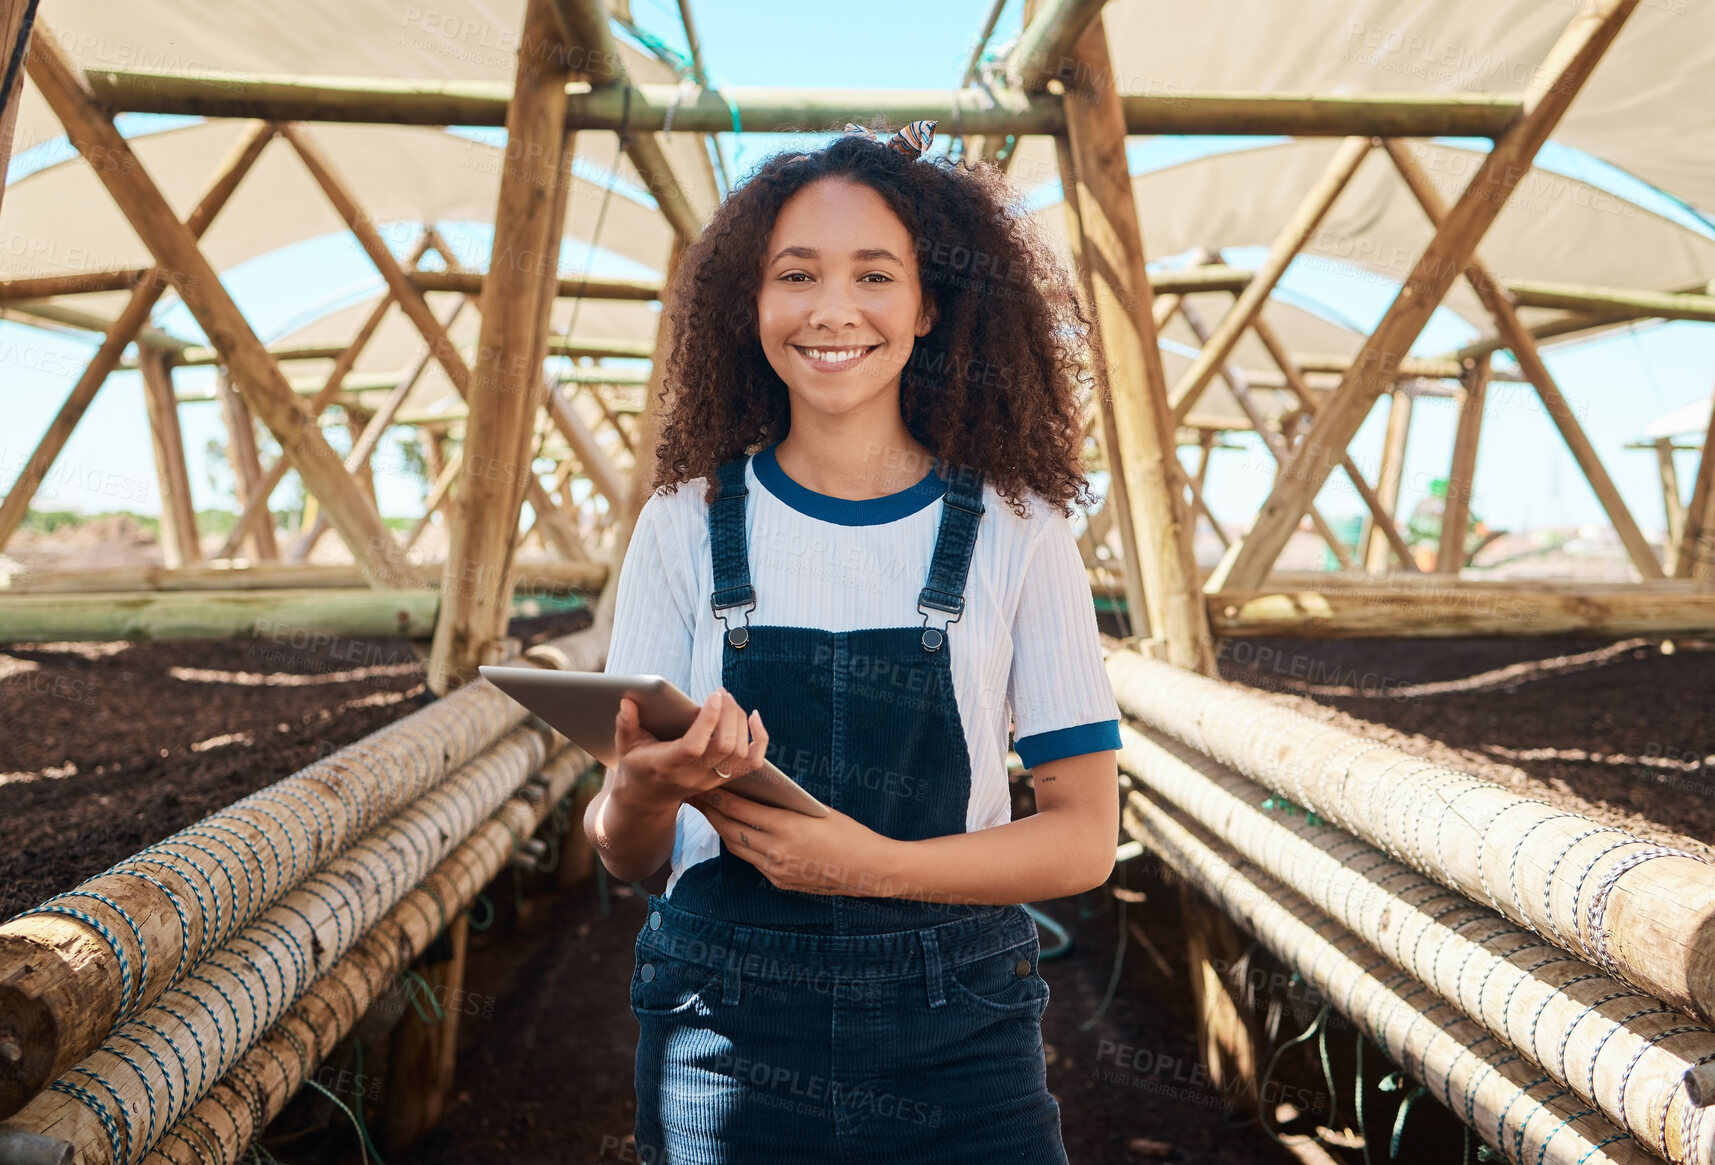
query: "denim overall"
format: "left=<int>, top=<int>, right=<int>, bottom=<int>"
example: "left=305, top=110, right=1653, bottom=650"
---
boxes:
left=631, top=453, right=1068, bottom=1164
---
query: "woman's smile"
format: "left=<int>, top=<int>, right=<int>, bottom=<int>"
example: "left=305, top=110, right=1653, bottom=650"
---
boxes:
left=791, top=342, right=881, bottom=372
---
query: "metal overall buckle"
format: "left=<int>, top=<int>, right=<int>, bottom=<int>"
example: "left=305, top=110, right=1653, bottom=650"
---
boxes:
left=711, top=596, right=756, bottom=649
left=916, top=596, right=964, bottom=652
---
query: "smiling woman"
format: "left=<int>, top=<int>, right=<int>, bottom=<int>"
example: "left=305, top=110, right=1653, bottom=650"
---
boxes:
left=584, top=122, right=1121, bottom=1165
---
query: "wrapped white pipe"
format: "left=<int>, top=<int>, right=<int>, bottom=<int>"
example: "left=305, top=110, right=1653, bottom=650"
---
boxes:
left=2, top=726, right=559, bottom=1165
left=1107, top=650, right=1715, bottom=1028
left=1121, top=783, right=1656, bottom=1165
left=1119, top=722, right=1715, bottom=1164
left=138, top=745, right=593, bottom=1165
left=0, top=676, right=535, bottom=1118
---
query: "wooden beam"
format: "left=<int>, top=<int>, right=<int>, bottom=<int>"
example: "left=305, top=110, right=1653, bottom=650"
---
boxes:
left=288, top=294, right=470, bottom=561
left=27, top=29, right=417, bottom=588
left=408, top=269, right=659, bottom=302
left=0, top=121, right=274, bottom=557
left=1054, top=132, right=1149, bottom=637
left=1677, top=385, right=1715, bottom=582
left=0, top=560, right=605, bottom=594
left=1249, top=315, right=1420, bottom=573
left=402, top=450, right=462, bottom=555
left=1059, top=14, right=1214, bottom=673
left=73, top=71, right=1529, bottom=139
left=217, top=370, right=281, bottom=560
left=135, top=341, right=350, bottom=370
left=1005, top=0, right=1110, bottom=89
left=1382, top=138, right=1665, bottom=580
left=429, top=0, right=574, bottom=694
left=1361, top=387, right=1413, bottom=572
left=137, top=351, right=203, bottom=568
left=0, top=268, right=152, bottom=301
left=1438, top=354, right=1489, bottom=575
left=1206, top=0, right=1639, bottom=592
left=1, top=298, right=188, bottom=348
left=1169, top=137, right=1371, bottom=422
left=1175, top=296, right=1355, bottom=570
left=1208, top=586, right=1715, bottom=639
left=382, top=916, right=468, bottom=1152
left=545, top=386, right=628, bottom=511
left=280, top=123, right=578, bottom=564
left=0, top=0, right=34, bottom=217
left=1506, top=280, right=1715, bottom=324
left=213, top=278, right=409, bottom=560
left=0, top=588, right=438, bottom=642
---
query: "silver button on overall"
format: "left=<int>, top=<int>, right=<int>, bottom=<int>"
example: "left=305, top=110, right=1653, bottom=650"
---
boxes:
left=641, top=963, right=656, bottom=982
left=649, top=910, right=662, bottom=930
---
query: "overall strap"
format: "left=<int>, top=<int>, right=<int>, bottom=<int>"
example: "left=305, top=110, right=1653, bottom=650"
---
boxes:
left=916, top=463, right=985, bottom=652
left=708, top=455, right=756, bottom=648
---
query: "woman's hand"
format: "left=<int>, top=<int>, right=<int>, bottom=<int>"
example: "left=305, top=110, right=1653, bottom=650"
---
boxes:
left=610, top=688, right=768, bottom=815
left=687, top=789, right=898, bottom=897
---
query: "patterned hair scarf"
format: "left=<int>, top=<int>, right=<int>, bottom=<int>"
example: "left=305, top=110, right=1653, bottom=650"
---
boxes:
left=842, top=119, right=937, bottom=159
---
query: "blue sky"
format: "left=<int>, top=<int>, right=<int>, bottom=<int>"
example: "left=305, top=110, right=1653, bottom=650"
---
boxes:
left=3, top=0, right=1711, bottom=542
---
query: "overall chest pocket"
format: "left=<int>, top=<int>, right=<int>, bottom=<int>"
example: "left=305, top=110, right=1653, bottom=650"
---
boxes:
left=947, top=938, right=1050, bottom=1016
left=631, top=938, right=724, bottom=1015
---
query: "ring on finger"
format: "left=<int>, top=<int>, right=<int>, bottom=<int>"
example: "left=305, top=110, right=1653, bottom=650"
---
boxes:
left=714, top=766, right=733, bottom=779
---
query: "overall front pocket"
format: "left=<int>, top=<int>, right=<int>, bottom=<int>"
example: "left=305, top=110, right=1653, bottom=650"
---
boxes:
left=946, top=939, right=1050, bottom=1015
left=632, top=938, right=725, bottom=1015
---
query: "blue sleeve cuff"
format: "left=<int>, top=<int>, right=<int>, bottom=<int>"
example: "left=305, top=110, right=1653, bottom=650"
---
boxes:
left=1013, top=719, right=1121, bottom=768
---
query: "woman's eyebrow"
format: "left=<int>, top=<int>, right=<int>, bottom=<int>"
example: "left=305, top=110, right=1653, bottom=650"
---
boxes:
left=768, top=245, right=905, bottom=264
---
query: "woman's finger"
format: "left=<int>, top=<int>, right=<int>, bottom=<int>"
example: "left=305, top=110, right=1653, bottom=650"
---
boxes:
left=671, top=689, right=725, bottom=765
left=737, top=709, right=769, bottom=777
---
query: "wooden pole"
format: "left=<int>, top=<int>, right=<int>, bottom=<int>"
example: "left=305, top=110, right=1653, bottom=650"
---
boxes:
left=212, top=282, right=405, bottom=560
left=1169, top=137, right=1371, bottom=423
left=66, top=71, right=1528, bottom=139
left=137, top=352, right=203, bottom=569
left=1438, top=355, right=1490, bottom=575
left=0, top=122, right=274, bottom=557
left=0, top=0, right=34, bottom=217
left=26, top=31, right=416, bottom=588
left=382, top=915, right=468, bottom=1151
left=428, top=0, right=574, bottom=695
left=217, top=370, right=280, bottom=560
left=1360, top=387, right=1414, bottom=572
left=1056, top=15, right=1214, bottom=674
left=408, top=269, right=659, bottom=302
left=402, top=451, right=462, bottom=554
left=1206, top=0, right=1640, bottom=592
left=1675, top=385, right=1715, bottom=581
left=1053, top=133, right=1149, bottom=637
left=1655, top=440, right=1685, bottom=576
left=1248, top=315, right=1420, bottom=572
left=1381, top=139, right=1665, bottom=580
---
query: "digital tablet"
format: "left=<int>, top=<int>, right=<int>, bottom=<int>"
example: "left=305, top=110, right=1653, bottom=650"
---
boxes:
left=478, top=666, right=830, bottom=817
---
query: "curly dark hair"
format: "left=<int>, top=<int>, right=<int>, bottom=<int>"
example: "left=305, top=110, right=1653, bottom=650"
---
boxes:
left=647, top=131, right=1103, bottom=519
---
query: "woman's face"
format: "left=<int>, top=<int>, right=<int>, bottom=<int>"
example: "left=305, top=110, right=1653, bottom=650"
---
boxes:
left=756, top=177, right=933, bottom=424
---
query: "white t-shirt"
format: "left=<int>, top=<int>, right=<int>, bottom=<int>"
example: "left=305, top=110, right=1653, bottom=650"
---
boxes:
left=603, top=443, right=1121, bottom=896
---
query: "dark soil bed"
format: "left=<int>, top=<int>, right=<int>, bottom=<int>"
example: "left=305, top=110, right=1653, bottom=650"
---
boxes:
left=5, top=627, right=1711, bottom=1164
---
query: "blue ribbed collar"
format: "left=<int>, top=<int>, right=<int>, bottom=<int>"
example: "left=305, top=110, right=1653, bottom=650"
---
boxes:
left=752, top=442, right=946, bottom=526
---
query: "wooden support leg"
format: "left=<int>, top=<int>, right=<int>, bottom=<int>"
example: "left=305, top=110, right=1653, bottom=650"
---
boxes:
left=1054, top=132, right=1149, bottom=637
left=1056, top=14, right=1214, bottom=675
left=1207, top=0, right=1641, bottom=591
left=1438, top=354, right=1489, bottom=575
left=427, top=0, right=574, bottom=693
left=1675, top=380, right=1715, bottom=581
left=0, top=122, right=273, bottom=556
left=138, top=352, right=203, bottom=568
left=382, top=914, right=468, bottom=1153
left=1656, top=439, right=1685, bottom=576
left=1180, top=882, right=1261, bottom=1114
left=217, top=370, right=280, bottom=560
left=1361, top=387, right=1413, bottom=573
